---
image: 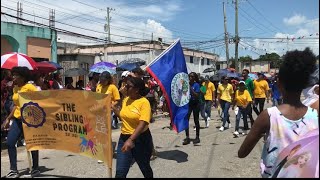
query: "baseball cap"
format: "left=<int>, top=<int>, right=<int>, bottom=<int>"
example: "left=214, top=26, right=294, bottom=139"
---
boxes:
left=239, top=81, right=246, bottom=84
left=121, top=71, right=130, bottom=77
left=99, top=71, right=111, bottom=81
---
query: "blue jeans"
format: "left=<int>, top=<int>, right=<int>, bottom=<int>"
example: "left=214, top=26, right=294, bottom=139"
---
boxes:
left=200, top=100, right=212, bottom=120
left=272, top=98, right=282, bottom=107
left=235, top=107, right=249, bottom=132
left=115, top=129, right=153, bottom=178
left=220, top=100, right=231, bottom=127
left=7, top=118, right=39, bottom=171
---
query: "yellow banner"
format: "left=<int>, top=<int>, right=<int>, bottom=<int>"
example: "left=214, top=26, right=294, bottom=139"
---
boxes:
left=18, top=90, right=112, bottom=169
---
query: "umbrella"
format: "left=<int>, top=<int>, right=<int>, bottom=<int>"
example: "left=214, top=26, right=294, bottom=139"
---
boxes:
left=48, top=61, right=63, bottom=70
left=90, top=62, right=116, bottom=74
left=203, top=68, right=215, bottom=73
left=248, top=73, right=258, bottom=80
left=272, top=128, right=319, bottom=178
left=1, top=52, right=37, bottom=70
left=210, top=74, right=220, bottom=82
left=118, top=58, right=146, bottom=66
left=227, top=72, right=241, bottom=79
left=34, top=61, right=57, bottom=73
left=217, top=69, right=229, bottom=79
left=117, top=62, right=141, bottom=71
left=64, top=68, right=88, bottom=77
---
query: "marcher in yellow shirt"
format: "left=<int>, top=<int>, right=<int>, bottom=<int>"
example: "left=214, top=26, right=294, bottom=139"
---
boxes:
left=201, top=75, right=216, bottom=127
left=217, top=76, right=234, bottom=131
left=253, top=73, right=270, bottom=115
left=112, top=77, right=153, bottom=178
left=2, top=67, right=40, bottom=178
left=232, top=81, right=252, bottom=137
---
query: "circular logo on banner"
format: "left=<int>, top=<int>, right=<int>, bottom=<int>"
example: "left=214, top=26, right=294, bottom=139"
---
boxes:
left=171, top=73, right=190, bottom=107
left=21, top=102, right=46, bottom=128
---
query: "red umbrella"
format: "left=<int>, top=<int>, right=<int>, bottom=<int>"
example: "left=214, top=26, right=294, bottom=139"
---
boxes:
left=1, top=52, right=37, bottom=70
left=34, top=61, right=57, bottom=73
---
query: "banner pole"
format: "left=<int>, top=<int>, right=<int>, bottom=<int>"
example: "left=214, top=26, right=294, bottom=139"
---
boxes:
left=108, top=167, right=112, bottom=178
left=26, top=150, right=32, bottom=173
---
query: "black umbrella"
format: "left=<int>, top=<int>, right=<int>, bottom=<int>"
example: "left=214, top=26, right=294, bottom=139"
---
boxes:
left=203, top=68, right=215, bottom=73
left=63, top=68, right=88, bottom=77
left=210, top=74, right=220, bottom=82
left=118, top=58, right=146, bottom=66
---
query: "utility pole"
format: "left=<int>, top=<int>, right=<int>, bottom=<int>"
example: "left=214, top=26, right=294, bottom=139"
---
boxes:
left=17, top=2, right=22, bottom=24
left=105, top=7, right=115, bottom=43
left=223, top=2, right=230, bottom=67
left=234, top=0, right=240, bottom=71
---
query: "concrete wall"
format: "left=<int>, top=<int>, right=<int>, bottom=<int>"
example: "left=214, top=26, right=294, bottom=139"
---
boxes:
left=241, top=61, right=270, bottom=73
left=1, top=36, right=13, bottom=55
left=1, top=22, right=57, bottom=62
left=27, top=37, right=51, bottom=59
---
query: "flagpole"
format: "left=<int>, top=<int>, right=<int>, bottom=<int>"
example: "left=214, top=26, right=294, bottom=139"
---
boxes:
left=144, top=38, right=180, bottom=70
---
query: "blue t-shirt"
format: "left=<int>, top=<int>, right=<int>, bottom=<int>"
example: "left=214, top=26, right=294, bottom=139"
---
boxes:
left=271, top=83, right=281, bottom=100
left=190, top=82, right=200, bottom=100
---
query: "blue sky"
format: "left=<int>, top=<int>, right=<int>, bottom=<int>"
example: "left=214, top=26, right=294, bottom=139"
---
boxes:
left=1, top=0, right=319, bottom=59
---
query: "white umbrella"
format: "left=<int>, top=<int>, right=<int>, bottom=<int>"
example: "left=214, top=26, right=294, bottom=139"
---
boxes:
left=1, top=52, right=37, bottom=70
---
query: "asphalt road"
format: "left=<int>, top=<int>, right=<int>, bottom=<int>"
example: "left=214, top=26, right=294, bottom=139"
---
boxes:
left=1, top=104, right=268, bottom=178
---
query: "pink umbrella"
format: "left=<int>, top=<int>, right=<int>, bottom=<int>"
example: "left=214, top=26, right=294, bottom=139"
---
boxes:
left=272, top=129, right=319, bottom=178
left=1, top=52, right=37, bottom=70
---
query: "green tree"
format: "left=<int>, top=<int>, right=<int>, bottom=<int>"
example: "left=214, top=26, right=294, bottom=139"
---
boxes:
left=239, top=55, right=253, bottom=62
left=258, top=52, right=281, bottom=68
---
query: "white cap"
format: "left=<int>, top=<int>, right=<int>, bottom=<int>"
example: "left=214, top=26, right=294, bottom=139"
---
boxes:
left=121, top=71, right=130, bottom=77
left=239, top=81, right=246, bottom=84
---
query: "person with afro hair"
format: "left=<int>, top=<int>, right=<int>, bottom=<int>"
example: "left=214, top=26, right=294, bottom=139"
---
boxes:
left=237, top=48, right=319, bottom=178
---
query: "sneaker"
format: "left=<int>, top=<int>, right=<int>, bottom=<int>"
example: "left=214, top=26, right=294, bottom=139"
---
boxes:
left=6, top=170, right=19, bottom=178
left=228, top=123, right=232, bottom=129
left=242, top=130, right=248, bottom=135
left=219, top=126, right=224, bottom=131
left=205, top=120, right=209, bottom=128
left=193, top=138, right=200, bottom=144
left=193, top=126, right=196, bottom=131
left=233, top=131, right=240, bottom=137
left=207, top=117, right=211, bottom=121
left=182, top=138, right=190, bottom=145
left=98, top=160, right=104, bottom=163
left=30, top=169, right=40, bottom=177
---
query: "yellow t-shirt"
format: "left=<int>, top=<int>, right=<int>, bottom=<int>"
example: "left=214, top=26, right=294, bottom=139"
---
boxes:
left=12, top=83, right=38, bottom=118
left=96, top=83, right=120, bottom=102
left=203, top=81, right=216, bottom=101
left=217, top=83, right=234, bottom=102
left=120, top=97, right=151, bottom=134
left=235, top=90, right=252, bottom=107
left=253, top=80, right=270, bottom=98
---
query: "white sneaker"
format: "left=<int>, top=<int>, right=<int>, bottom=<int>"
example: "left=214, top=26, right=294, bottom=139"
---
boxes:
left=228, top=123, right=232, bottom=129
left=233, top=131, right=240, bottom=137
left=207, top=117, right=211, bottom=121
left=206, top=120, right=209, bottom=128
left=193, top=126, right=196, bottom=131
left=219, top=126, right=224, bottom=131
left=97, top=160, right=103, bottom=163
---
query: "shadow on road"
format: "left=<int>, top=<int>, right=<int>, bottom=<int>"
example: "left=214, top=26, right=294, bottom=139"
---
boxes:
left=156, top=150, right=188, bottom=163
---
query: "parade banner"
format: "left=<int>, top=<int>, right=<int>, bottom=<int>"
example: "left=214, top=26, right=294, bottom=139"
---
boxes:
left=18, top=90, right=112, bottom=169
left=146, top=39, right=190, bottom=133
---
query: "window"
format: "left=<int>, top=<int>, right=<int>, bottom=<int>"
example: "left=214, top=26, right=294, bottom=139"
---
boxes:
left=216, top=64, right=221, bottom=70
left=201, top=58, right=204, bottom=65
left=190, top=56, right=193, bottom=63
left=207, top=59, right=210, bottom=65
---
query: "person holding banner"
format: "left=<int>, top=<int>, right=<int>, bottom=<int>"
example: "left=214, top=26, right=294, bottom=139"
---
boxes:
left=183, top=72, right=201, bottom=145
left=2, top=67, right=40, bottom=178
left=112, top=76, right=154, bottom=178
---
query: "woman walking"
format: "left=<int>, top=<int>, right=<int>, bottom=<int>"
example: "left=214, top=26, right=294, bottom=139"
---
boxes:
left=182, top=72, right=201, bottom=145
left=112, top=77, right=154, bottom=178
left=238, top=48, right=319, bottom=178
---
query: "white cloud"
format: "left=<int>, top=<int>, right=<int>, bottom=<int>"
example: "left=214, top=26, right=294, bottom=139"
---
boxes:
left=1, top=0, right=182, bottom=44
left=283, top=14, right=307, bottom=26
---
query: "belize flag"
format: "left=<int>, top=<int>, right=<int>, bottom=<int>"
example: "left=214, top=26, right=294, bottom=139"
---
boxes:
left=146, top=39, right=190, bottom=133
